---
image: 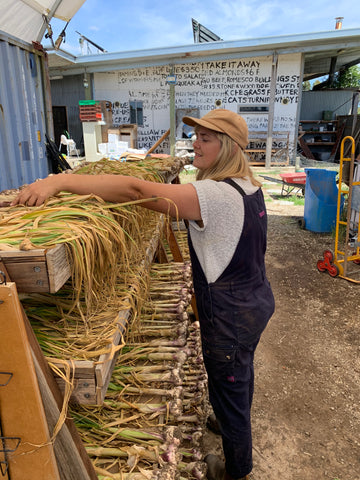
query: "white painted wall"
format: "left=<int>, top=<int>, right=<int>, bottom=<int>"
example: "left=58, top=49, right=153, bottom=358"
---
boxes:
left=94, top=52, right=302, bottom=156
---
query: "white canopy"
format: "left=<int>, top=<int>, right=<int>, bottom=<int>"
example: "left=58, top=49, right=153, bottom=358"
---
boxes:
left=0, top=0, right=86, bottom=44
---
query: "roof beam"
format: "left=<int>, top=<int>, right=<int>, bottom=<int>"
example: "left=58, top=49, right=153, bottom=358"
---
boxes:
left=36, top=0, right=63, bottom=42
left=20, top=0, right=50, bottom=14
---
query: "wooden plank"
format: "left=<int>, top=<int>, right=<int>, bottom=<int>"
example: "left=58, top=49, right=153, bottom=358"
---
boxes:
left=166, top=222, right=184, bottom=262
left=155, top=240, right=170, bottom=263
left=46, top=244, right=72, bottom=293
left=0, top=245, right=71, bottom=293
left=49, top=359, right=97, bottom=404
left=246, top=148, right=277, bottom=153
left=21, top=304, right=97, bottom=480
left=95, top=309, right=130, bottom=389
left=55, top=377, right=97, bottom=405
left=298, top=137, right=316, bottom=159
left=0, top=249, right=49, bottom=259
left=51, top=360, right=95, bottom=379
left=190, top=294, right=199, bottom=323
left=0, top=283, right=60, bottom=480
left=330, top=121, right=346, bottom=158
left=34, top=355, right=94, bottom=480
left=2, top=258, right=50, bottom=292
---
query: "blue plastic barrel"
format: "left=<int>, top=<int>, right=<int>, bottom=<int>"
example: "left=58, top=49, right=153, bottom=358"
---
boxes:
left=304, top=169, right=342, bottom=233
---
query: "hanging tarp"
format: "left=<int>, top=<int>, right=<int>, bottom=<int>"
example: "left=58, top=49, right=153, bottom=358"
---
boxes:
left=0, top=0, right=86, bottom=44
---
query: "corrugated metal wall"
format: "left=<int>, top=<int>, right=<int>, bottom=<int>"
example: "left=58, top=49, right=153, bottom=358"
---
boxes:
left=0, top=32, right=49, bottom=191
left=300, top=90, right=354, bottom=120
left=51, top=75, right=87, bottom=152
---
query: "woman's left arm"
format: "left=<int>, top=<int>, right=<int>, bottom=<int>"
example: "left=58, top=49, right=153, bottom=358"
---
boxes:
left=11, top=173, right=201, bottom=221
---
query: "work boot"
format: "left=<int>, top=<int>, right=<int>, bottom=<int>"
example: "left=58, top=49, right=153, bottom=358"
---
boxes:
left=205, top=454, right=225, bottom=480
left=204, top=454, right=250, bottom=480
left=206, top=413, right=221, bottom=435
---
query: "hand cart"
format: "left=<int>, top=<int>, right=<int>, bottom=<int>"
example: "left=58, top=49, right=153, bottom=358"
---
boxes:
left=317, top=136, right=360, bottom=283
left=260, top=172, right=306, bottom=197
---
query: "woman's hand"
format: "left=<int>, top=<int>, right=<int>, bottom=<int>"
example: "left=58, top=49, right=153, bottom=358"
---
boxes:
left=11, top=175, right=63, bottom=207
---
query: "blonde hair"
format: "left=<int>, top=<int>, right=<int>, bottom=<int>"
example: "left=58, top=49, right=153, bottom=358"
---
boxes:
left=195, top=130, right=261, bottom=187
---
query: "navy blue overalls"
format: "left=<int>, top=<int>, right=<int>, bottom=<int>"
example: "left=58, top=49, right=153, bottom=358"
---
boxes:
left=188, top=179, right=275, bottom=478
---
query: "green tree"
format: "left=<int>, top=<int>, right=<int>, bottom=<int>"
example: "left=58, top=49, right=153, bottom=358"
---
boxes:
left=333, top=65, right=360, bottom=88
left=302, top=80, right=311, bottom=91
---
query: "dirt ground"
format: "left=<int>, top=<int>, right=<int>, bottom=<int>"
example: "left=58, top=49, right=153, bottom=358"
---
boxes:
left=202, top=170, right=360, bottom=480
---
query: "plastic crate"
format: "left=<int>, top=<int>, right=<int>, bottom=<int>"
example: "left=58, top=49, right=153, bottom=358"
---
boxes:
left=79, top=100, right=112, bottom=122
left=79, top=100, right=100, bottom=106
left=79, top=105, right=102, bottom=122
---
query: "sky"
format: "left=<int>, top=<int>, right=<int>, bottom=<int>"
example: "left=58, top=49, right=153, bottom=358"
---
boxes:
left=47, top=0, right=360, bottom=56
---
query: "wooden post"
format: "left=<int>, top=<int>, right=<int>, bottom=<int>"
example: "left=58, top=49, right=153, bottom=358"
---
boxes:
left=265, top=52, right=278, bottom=169
left=168, top=66, right=176, bottom=157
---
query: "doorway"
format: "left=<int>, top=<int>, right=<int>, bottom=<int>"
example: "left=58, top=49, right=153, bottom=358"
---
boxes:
left=52, top=106, right=68, bottom=153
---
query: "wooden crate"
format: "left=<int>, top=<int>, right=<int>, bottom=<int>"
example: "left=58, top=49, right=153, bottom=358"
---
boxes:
left=79, top=100, right=112, bottom=123
left=1, top=218, right=166, bottom=405
left=107, top=124, right=138, bottom=148
left=0, top=244, right=71, bottom=293
left=51, top=216, right=166, bottom=405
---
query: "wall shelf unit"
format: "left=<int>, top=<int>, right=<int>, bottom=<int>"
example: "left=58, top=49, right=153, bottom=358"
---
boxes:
left=298, top=120, right=345, bottom=162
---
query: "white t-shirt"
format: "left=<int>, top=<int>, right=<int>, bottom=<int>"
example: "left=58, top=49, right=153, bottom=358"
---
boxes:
left=189, top=177, right=259, bottom=284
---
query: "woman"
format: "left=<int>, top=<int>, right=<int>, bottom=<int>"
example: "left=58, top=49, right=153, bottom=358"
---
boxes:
left=13, top=109, right=274, bottom=480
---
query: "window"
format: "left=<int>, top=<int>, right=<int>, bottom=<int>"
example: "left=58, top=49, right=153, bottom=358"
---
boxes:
left=130, top=101, right=143, bottom=125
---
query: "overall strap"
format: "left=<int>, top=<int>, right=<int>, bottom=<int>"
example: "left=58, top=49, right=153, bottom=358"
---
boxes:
left=223, top=178, right=246, bottom=197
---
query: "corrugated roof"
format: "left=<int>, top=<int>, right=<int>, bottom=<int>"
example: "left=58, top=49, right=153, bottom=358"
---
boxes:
left=47, top=28, right=360, bottom=81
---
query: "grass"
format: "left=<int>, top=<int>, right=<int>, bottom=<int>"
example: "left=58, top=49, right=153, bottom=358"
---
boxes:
left=264, top=194, right=305, bottom=206
left=180, top=167, right=306, bottom=208
left=291, top=195, right=305, bottom=206
left=179, top=168, right=197, bottom=184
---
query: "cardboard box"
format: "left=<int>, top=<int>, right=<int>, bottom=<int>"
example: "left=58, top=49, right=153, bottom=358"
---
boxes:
left=98, top=143, right=108, bottom=155
left=108, top=133, right=120, bottom=143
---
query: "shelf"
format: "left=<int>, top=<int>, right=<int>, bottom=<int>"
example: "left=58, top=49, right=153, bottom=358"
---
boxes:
left=298, top=119, right=345, bottom=161
left=299, top=120, right=338, bottom=124
left=301, top=131, right=336, bottom=134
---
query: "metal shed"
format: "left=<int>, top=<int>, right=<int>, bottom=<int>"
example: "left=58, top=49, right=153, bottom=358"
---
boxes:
left=0, top=31, right=50, bottom=191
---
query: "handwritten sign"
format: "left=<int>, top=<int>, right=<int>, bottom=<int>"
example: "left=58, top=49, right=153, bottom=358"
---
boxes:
left=94, top=53, right=301, bottom=152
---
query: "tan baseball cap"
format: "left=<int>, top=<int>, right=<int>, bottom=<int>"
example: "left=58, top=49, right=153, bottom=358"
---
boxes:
left=182, top=109, right=248, bottom=149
